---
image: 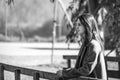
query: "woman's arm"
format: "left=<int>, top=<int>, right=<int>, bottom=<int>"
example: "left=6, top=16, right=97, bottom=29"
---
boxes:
left=60, top=42, right=100, bottom=79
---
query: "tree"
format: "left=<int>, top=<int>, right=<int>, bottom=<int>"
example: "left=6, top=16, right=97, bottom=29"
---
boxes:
left=104, top=2, right=120, bottom=50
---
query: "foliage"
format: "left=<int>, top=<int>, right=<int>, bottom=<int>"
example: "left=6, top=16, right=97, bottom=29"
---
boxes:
left=104, top=3, right=120, bottom=50
left=64, top=0, right=88, bottom=43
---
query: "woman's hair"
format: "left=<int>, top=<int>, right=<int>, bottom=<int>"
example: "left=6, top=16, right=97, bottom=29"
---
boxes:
left=78, top=14, right=93, bottom=42
left=67, top=13, right=103, bottom=47
left=79, top=13, right=104, bottom=48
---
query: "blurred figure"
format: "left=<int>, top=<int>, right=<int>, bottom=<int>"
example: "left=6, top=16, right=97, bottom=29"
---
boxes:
left=56, top=13, right=107, bottom=80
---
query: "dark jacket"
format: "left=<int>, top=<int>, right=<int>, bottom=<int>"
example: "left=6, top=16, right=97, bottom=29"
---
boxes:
left=59, top=39, right=107, bottom=80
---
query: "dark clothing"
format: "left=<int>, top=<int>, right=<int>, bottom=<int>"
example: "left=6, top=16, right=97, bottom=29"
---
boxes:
left=60, top=40, right=106, bottom=80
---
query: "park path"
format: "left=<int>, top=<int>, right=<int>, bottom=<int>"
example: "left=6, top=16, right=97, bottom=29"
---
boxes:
left=0, top=42, right=79, bottom=66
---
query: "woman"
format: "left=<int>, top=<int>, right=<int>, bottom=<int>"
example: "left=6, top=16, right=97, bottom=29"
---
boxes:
left=56, top=14, right=107, bottom=80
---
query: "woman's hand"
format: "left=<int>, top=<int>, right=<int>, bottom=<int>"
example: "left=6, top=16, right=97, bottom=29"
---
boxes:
left=56, top=70, right=63, bottom=77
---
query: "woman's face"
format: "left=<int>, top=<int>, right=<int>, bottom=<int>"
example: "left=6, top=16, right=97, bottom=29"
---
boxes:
left=67, top=20, right=85, bottom=43
left=75, top=22, right=85, bottom=42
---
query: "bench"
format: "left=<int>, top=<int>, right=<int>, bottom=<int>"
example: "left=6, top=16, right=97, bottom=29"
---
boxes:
left=63, top=55, right=120, bottom=79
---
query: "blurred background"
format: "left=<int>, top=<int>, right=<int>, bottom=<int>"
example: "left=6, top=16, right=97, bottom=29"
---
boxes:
left=0, top=0, right=80, bottom=66
left=0, top=0, right=120, bottom=49
left=0, top=0, right=120, bottom=63
left=0, top=0, right=72, bottom=42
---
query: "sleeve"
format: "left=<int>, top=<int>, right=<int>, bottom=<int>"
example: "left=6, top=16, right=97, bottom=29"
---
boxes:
left=61, top=44, right=100, bottom=79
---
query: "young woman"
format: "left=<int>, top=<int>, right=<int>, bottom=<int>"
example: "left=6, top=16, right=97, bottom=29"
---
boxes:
left=56, top=13, right=107, bottom=80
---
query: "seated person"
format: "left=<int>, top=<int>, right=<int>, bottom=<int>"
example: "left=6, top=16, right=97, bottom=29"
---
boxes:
left=56, top=13, right=107, bottom=80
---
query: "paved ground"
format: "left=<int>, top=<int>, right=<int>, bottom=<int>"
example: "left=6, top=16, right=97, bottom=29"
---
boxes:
left=0, top=42, right=79, bottom=66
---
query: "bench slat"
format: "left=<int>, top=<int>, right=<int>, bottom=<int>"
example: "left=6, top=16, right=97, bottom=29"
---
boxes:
left=63, top=55, right=120, bottom=62
left=107, top=70, right=120, bottom=78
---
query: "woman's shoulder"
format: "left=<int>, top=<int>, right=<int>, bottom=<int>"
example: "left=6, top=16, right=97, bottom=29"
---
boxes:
left=90, top=39, right=102, bottom=54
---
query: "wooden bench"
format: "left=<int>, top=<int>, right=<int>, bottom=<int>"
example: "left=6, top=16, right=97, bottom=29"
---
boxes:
left=63, top=55, right=120, bottom=79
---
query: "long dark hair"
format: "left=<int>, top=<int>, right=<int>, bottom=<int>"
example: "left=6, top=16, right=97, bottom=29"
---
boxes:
left=67, top=13, right=103, bottom=46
